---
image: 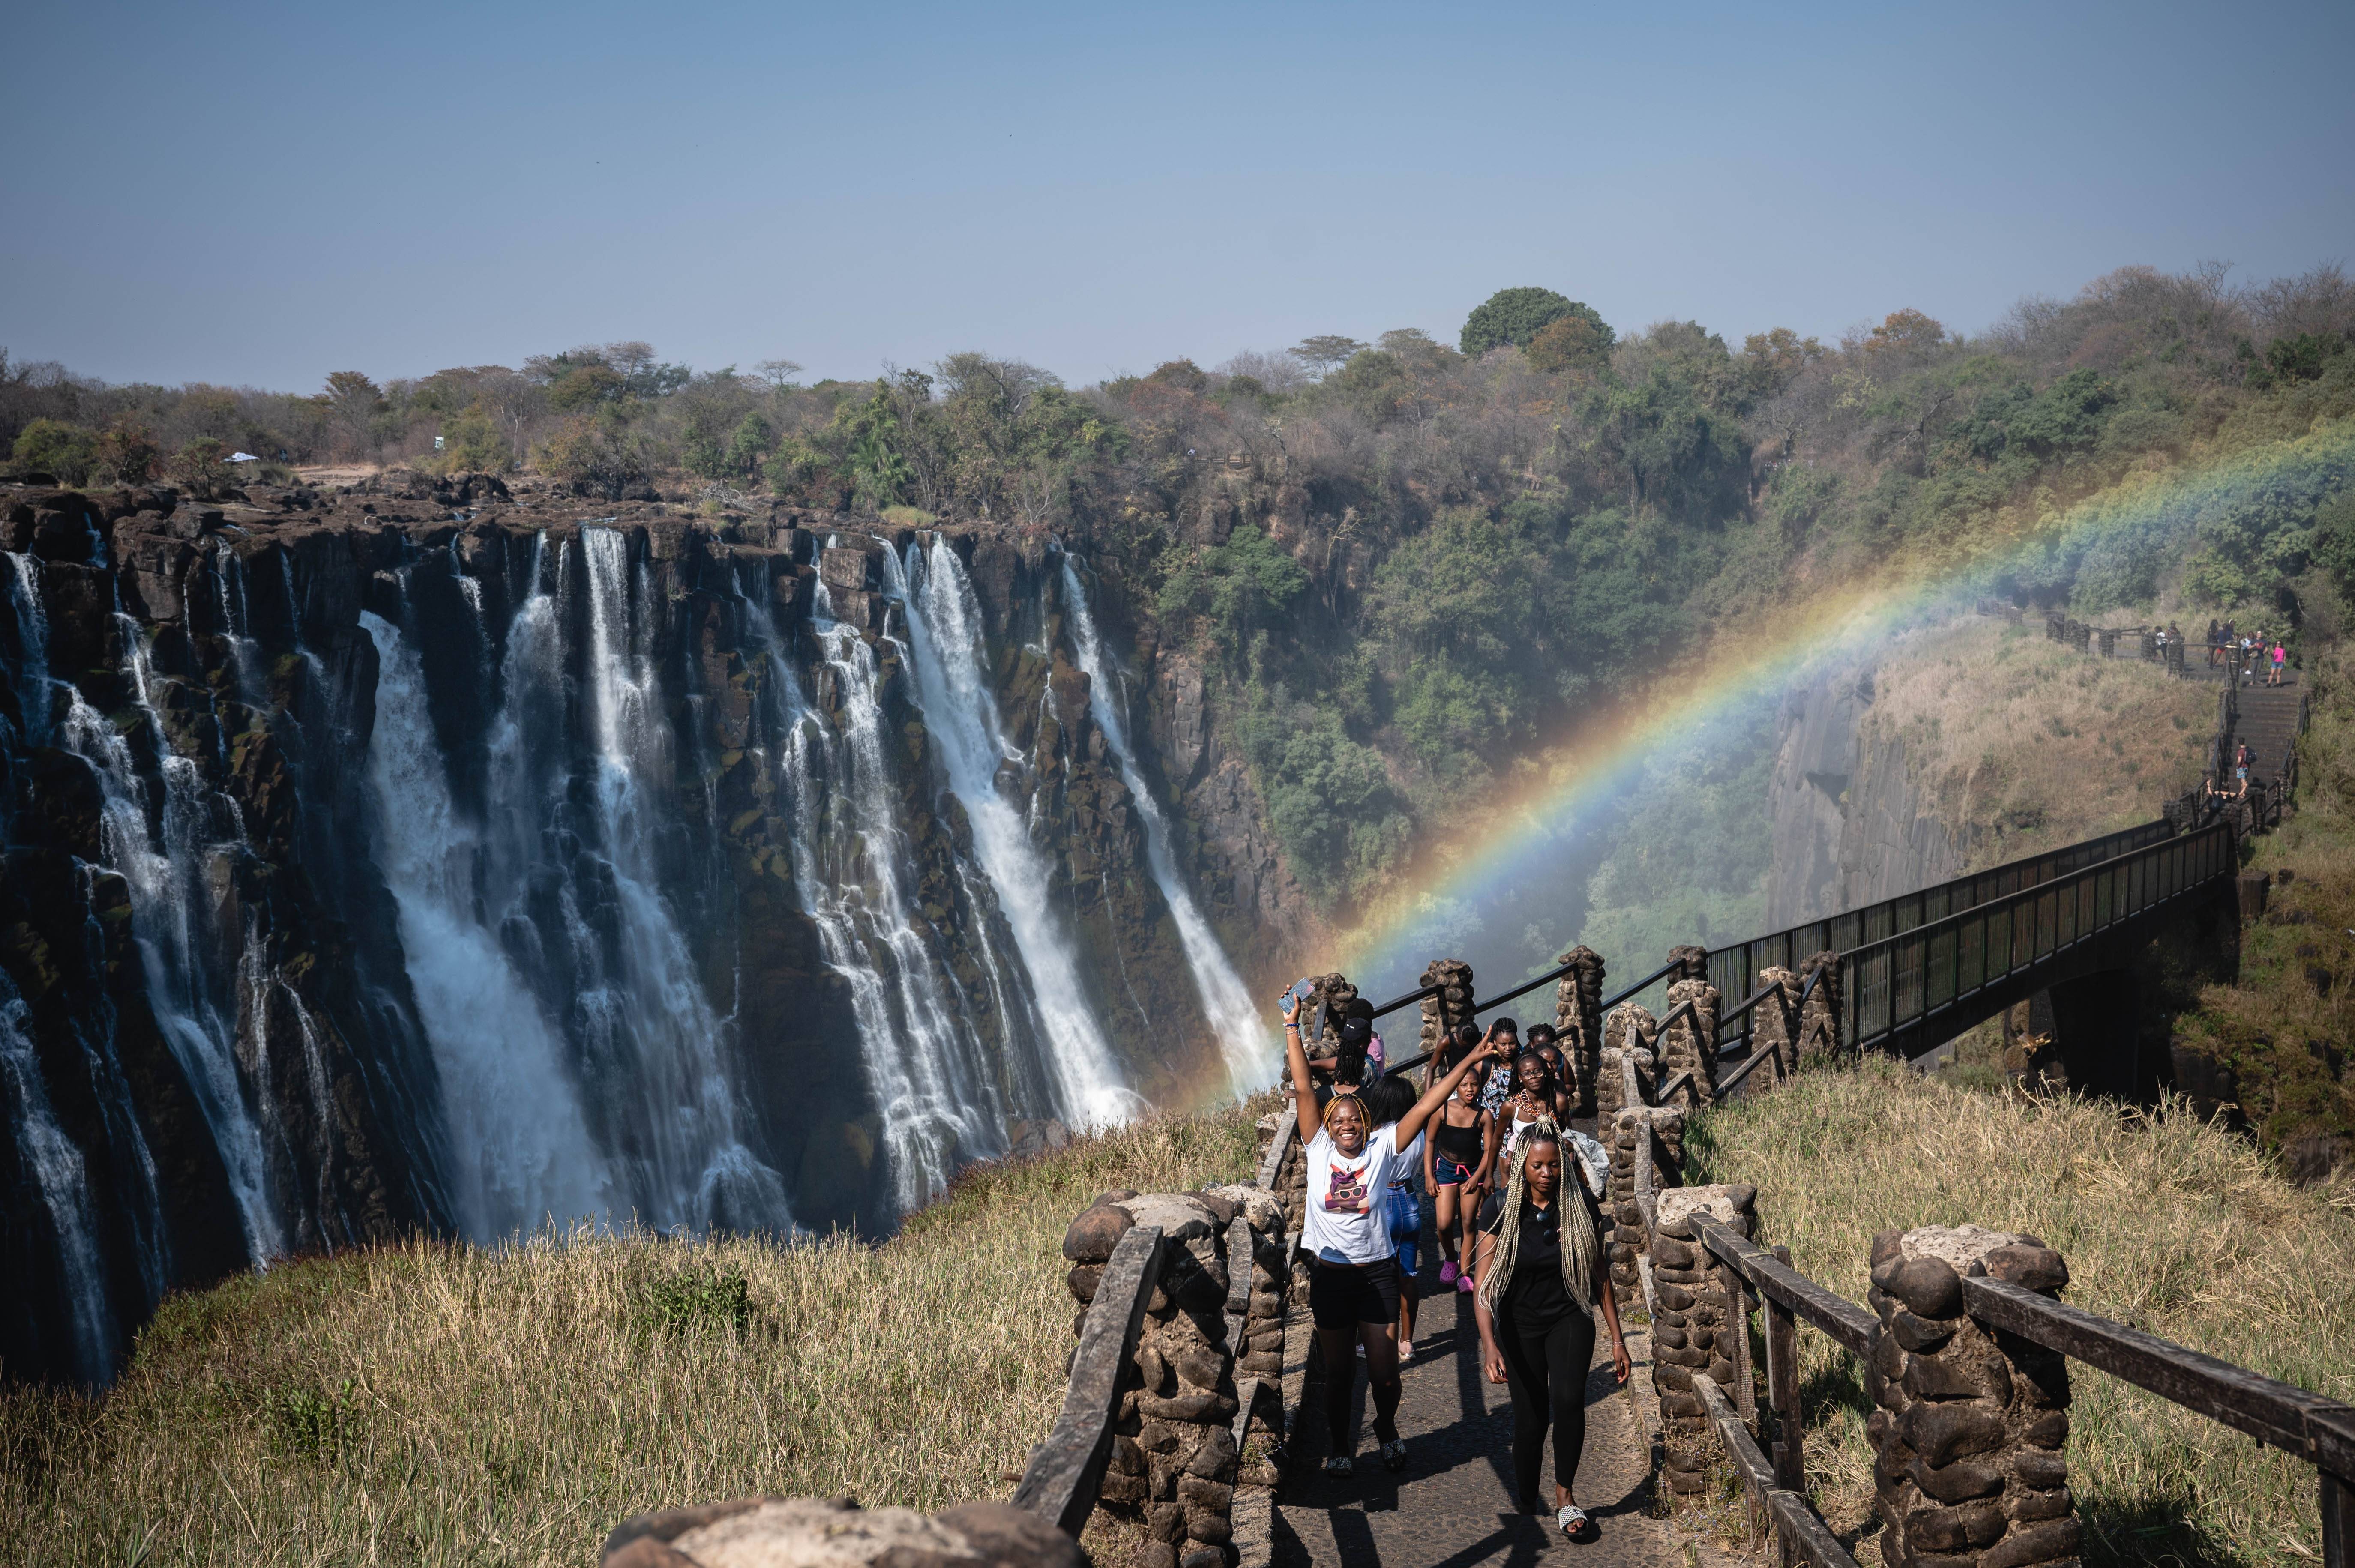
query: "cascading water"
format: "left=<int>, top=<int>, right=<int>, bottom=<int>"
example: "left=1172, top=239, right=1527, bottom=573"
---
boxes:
left=895, top=538, right=1137, bottom=1129
left=58, top=621, right=282, bottom=1265
left=544, top=529, right=792, bottom=1232
left=745, top=579, right=1016, bottom=1208
left=1058, top=555, right=1271, bottom=1093
left=360, top=609, right=615, bottom=1238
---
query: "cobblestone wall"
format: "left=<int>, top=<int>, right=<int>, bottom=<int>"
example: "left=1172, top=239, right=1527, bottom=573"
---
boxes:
left=1552, top=946, right=1606, bottom=1116
left=1648, top=1185, right=1759, bottom=1496
left=1063, top=1185, right=1290, bottom=1568
left=1865, top=1225, right=2082, bottom=1568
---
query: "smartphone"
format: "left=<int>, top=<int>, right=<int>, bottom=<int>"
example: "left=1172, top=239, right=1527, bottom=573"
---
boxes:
left=1275, top=976, right=1315, bottom=1019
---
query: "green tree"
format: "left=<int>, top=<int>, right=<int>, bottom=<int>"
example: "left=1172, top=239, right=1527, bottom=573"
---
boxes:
left=320, top=371, right=386, bottom=457
left=11, top=418, right=99, bottom=483
left=94, top=420, right=161, bottom=485
left=1460, top=288, right=1606, bottom=356
left=171, top=438, right=231, bottom=499
left=1525, top=313, right=1615, bottom=376
left=1289, top=336, right=1368, bottom=378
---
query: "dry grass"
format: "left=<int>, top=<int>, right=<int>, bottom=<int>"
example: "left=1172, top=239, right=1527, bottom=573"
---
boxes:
left=1864, top=619, right=2214, bottom=868
left=1687, top=1062, right=2355, bottom=1567
left=0, top=1103, right=1261, bottom=1568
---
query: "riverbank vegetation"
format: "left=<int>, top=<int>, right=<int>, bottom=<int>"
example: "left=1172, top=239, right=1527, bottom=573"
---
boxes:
left=0, top=1103, right=1259, bottom=1568
left=1689, top=1060, right=2355, bottom=1567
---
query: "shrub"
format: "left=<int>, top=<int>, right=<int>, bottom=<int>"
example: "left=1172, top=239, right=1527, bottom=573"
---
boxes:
left=11, top=418, right=98, bottom=484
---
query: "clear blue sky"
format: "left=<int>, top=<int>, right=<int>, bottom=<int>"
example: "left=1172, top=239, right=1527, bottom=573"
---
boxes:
left=4, top=0, right=2349, bottom=394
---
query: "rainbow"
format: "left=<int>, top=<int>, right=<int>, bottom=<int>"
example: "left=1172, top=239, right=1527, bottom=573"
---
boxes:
left=1320, top=418, right=2355, bottom=1009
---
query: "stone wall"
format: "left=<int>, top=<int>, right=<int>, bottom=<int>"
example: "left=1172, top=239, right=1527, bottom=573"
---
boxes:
left=1657, top=978, right=1721, bottom=1110
left=1418, top=958, right=1474, bottom=1074
left=1603, top=1106, right=1682, bottom=1309
left=1866, top=1226, right=2081, bottom=1568
left=1647, top=1184, right=1759, bottom=1497
left=1061, top=1183, right=1290, bottom=1568
left=1551, top=946, right=1606, bottom=1116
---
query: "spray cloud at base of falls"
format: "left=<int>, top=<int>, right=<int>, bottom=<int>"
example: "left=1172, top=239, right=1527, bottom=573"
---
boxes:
left=1056, top=553, right=1271, bottom=1096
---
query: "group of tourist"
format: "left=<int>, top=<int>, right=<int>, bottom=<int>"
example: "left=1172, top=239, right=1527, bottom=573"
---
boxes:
left=2203, top=619, right=2290, bottom=686
left=1282, top=993, right=1630, bottom=1544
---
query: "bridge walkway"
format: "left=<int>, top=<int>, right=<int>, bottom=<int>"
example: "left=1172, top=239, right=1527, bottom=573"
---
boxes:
left=1271, top=1202, right=1738, bottom=1568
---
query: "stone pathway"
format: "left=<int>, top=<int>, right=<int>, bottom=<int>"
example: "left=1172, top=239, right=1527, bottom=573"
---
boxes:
left=1271, top=1237, right=1732, bottom=1567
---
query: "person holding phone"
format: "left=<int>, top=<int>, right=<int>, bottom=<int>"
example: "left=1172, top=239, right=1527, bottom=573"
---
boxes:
left=1284, top=992, right=1498, bottom=1476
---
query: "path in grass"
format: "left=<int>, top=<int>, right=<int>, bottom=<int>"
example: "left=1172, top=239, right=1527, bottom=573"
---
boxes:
left=1272, top=1233, right=1722, bottom=1567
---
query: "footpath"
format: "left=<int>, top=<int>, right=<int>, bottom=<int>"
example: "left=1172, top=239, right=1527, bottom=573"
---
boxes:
left=1271, top=1215, right=1736, bottom=1568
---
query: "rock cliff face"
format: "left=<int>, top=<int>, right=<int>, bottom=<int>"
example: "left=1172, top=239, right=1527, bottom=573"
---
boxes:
left=1767, top=659, right=1965, bottom=925
left=0, top=475, right=1277, bottom=1385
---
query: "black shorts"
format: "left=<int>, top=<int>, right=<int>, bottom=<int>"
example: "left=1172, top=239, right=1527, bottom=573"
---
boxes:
left=1309, top=1256, right=1402, bottom=1329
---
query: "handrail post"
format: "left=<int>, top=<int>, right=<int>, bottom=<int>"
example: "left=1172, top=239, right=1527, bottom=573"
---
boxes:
left=2325, top=1469, right=2352, bottom=1568
left=1554, top=945, right=1605, bottom=1117
left=1765, top=1243, right=1804, bottom=1566
left=1867, top=1226, right=2081, bottom=1568
left=1418, top=958, right=1471, bottom=1083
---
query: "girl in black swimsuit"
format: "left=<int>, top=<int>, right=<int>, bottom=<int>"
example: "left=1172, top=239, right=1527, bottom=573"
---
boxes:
left=1424, top=1068, right=1495, bottom=1290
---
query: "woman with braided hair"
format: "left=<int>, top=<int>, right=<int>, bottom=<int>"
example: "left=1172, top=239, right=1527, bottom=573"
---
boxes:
left=1471, top=1115, right=1631, bottom=1541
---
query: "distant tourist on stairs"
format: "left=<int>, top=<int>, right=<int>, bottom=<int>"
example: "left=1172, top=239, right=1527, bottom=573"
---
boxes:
left=1472, top=1117, right=1631, bottom=1543
left=2207, top=618, right=2222, bottom=667
left=1425, top=1064, right=1496, bottom=1295
left=1284, top=993, right=1499, bottom=1477
left=2271, top=640, right=2287, bottom=686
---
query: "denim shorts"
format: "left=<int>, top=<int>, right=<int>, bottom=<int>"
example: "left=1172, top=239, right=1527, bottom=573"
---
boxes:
left=1387, top=1186, right=1421, bottom=1278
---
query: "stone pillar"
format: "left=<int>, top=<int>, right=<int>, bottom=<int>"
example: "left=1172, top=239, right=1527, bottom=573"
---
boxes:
left=1597, top=1003, right=1657, bottom=1120
left=1649, top=1184, right=1759, bottom=1497
left=1066, top=1191, right=1247, bottom=1568
left=1752, top=966, right=1801, bottom=1079
left=1604, top=1107, right=1684, bottom=1308
left=1668, top=943, right=1710, bottom=983
left=1418, top=958, right=1474, bottom=1080
left=1658, top=978, right=1720, bottom=1109
left=1552, top=946, right=1606, bottom=1117
left=1798, top=951, right=1843, bottom=1059
left=1866, top=1226, right=2080, bottom=1568
left=1291, top=971, right=1357, bottom=1092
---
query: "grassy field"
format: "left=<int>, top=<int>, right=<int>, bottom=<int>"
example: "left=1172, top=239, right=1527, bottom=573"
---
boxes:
left=0, top=1103, right=1261, bottom=1568
left=1687, top=1062, right=2355, bottom=1567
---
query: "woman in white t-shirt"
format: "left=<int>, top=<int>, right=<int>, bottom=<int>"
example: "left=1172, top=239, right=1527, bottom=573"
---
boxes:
left=1285, top=992, right=1501, bottom=1478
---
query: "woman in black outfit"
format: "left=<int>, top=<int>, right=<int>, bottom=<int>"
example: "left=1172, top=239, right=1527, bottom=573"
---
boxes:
left=1472, top=1115, right=1631, bottom=1541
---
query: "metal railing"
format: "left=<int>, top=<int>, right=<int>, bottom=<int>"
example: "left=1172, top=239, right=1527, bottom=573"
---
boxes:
left=1707, top=817, right=2180, bottom=1058
left=1841, top=817, right=2234, bottom=1056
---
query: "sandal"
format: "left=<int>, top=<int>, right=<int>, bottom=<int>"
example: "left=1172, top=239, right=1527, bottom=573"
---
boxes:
left=1558, top=1504, right=1596, bottom=1542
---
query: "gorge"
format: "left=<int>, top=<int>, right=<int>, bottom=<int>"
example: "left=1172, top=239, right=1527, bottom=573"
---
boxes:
left=0, top=476, right=1275, bottom=1385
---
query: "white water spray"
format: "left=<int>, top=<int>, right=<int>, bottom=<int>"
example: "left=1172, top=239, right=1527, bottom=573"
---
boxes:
left=1058, top=556, right=1272, bottom=1093
left=894, top=539, right=1136, bottom=1128
left=360, top=610, right=616, bottom=1238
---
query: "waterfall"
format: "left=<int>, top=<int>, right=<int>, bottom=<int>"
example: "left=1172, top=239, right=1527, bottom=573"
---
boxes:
left=548, top=529, right=792, bottom=1232
left=359, top=610, right=615, bottom=1238
left=749, top=582, right=1015, bottom=1208
left=1058, top=555, right=1272, bottom=1094
left=56, top=625, right=282, bottom=1265
left=0, top=924, right=114, bottom=1384
left=894, top=538, right=1136, bottom=1129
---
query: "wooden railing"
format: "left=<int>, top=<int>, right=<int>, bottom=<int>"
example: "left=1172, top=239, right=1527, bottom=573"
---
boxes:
left=1612, top=1002, right=2355, bottom=1567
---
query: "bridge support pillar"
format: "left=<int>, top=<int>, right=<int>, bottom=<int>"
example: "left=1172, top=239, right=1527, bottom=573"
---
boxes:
left=2046, top=969, right=2141, bottom=1101
left=1867, top=1226, right=2082, bottom=1568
